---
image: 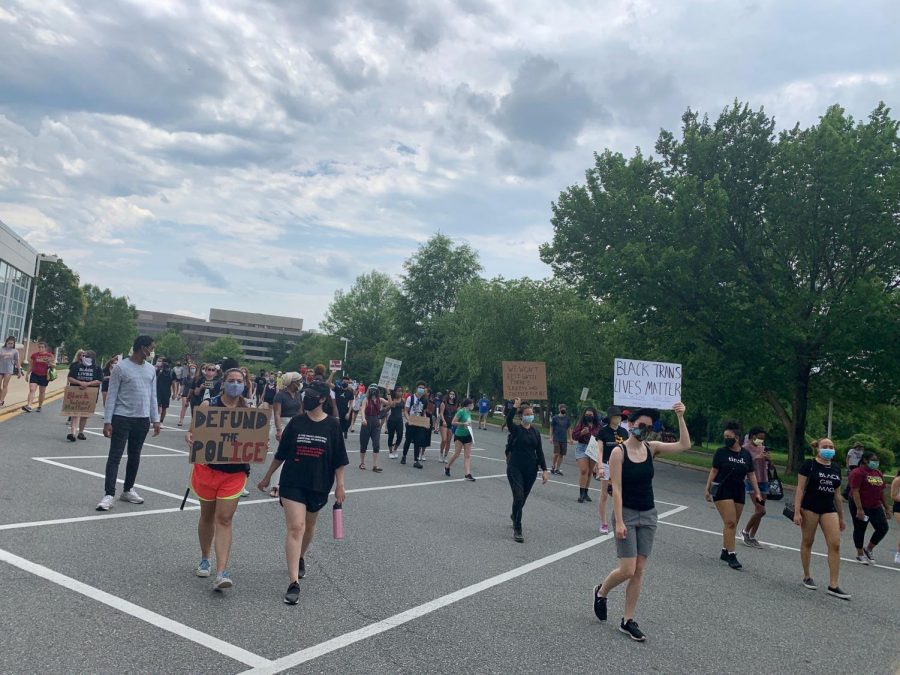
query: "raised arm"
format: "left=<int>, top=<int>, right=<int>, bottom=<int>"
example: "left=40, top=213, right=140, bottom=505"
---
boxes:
left=648, top=402, right=690, bottom=454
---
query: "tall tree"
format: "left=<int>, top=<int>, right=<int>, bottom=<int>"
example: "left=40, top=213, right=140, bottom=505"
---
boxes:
left=153, top=330, right=190, bottom=362
left=29, top=260, right=83, bottom=351
left=202, top=336, right=244, bottom=364
left=541, top=102, right=900, bottom=470
left=75, top=285, right=137, bottom=361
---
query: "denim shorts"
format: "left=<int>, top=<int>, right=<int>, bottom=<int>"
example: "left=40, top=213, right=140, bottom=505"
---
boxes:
left=745, top=480, right=769, bottom=494
left=574, top=443, right=589, bottom=460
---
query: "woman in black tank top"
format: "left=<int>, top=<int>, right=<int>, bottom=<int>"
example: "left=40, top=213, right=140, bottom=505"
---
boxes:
left=439, top=391, right=459, bottom=463
left=592, top=402, right=691, bottom=642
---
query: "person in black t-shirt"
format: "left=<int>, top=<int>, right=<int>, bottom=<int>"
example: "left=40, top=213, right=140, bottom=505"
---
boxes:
left=704, top=421, right=761, bottom=570
left=257, top=380, right=348, bottom=605
left=155, top=359, right=176, bottom=424
left=793, top=438, right=849, bottom=599
left=66, top=349, right=103, bottom=442
left=334, top=375, right=355, bottom=439
left=595, top=406, right=629, bottom=535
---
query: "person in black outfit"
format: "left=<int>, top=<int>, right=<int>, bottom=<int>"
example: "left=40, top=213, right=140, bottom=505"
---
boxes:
left=592, top=403, right=690, bottom=642
left=385, top=387, right=405, bottom=457
left=505, top=398, right=548, bottom=543
left=335, top=375, right=354, bottom=438
left=402, top=382, right=431, bottom=468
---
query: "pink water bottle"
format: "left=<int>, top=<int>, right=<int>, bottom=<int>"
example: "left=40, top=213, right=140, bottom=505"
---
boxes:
left=332, top=502, right=344, bottom=540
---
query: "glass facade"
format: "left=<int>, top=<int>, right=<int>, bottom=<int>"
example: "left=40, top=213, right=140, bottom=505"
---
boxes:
left=0, top=259, right=32, bottom=342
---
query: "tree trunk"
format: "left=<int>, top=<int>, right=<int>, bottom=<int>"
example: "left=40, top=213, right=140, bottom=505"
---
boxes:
left=761, top=390, right=794, bottom=464
left=788, top=364, right=812, bottom=473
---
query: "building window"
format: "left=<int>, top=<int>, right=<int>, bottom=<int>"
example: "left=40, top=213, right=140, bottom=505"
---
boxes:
left=0, top=259, right=32, bottom=342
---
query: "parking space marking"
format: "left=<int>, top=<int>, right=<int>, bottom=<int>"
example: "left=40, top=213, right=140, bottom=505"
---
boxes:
left=37, top=454, right=182, bottom=460
left=240, top=505, right=688, bottom=674
left=0, top=546, right=272, bottom=668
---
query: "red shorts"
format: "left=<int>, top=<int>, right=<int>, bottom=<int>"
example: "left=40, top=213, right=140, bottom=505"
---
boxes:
left=191, top=464, right=246, bottom=501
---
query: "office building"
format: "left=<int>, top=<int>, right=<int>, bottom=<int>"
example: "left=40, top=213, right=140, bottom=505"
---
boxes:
left=136, top=307, right=304, bottom=362
left=0, top=219, right=37, bottom=343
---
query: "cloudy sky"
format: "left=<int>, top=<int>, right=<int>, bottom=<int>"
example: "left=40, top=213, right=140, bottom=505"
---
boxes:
left=1, top=0, right=897, bottom=327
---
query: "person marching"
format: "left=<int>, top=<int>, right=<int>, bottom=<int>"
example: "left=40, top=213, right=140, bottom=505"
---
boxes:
left=335, top=374, right=354, bottom=439
left=188, top=368, right=256, bottom=591
left=268, top=372, right=304, bottom=498
left=848, top=451, right=891, bottom=565
left=793, top=438, right=849, bottom=598
left=385, top=387, right=405, bottom=458
left=257, top=380, right=348, bottom=605
left=596, top=406, right=628, bottom=535
left=705, top=421, right=762, bottom=570
left=739, top=427, right=771, bottom=548
left=438, top=390, right=459, bottom=463
left=505, top=398, right=548, bottom=543
left=22, top=340, right=55, bottom=413
left=65, top=349, right=102, bottom=442
left=477, top=393, right=491, bottom=430
left=572, top=407, right=601, bottom=503
left=191, top=364, right=220, bottom=414
left=445, top=398, right=476, bottom=481
left=402, top=382, right=430, bottom=469
left=177, top=362, right=197, bottom=426
left=550, top=404, right=571, bottom=476
left=358, top=384, right=389, bottom=472
left=592, top=404, right=690, bottom=642
left=349, top=384, right=366, bottom=432
left=155, top=359, right=176, bottom=425
left=891, top=474, right=900, bottom=565
left=101, top=356, right=118, bottom=408
left=0, top=335, right=22, bottom=407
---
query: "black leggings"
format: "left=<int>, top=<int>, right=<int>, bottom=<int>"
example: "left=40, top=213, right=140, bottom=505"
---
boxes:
left=387, top=417, right=403, bottom=447
left=849, top=502, right=889, bottom=549
left=507, top=460, right=538, bottom=530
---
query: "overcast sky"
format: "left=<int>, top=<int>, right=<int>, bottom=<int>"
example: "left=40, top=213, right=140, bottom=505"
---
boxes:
left=1, top=0, right=897, bottom=327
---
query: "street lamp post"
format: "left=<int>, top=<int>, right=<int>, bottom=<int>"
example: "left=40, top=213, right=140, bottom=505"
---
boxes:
left=23, top=253, right=60, bottom=358
left=339, top=337, right=349, bottom=376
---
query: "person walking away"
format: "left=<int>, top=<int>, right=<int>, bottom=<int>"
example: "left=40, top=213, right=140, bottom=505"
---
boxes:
left=358, top=385, right=389, bottom=472
left=101, top=356, right=118, bottom=408
left=438, top=391, right=459, bottom=463
left=572, top=407, right=601, bottom=503
left=478, top=394, right=490, bottom=430
left=593, top=404, right=690, bottom=641
left=0, top=336, right=22, bottom=407
left=187, top=368, right=255, bottom=591
left=96, top=335, right=161, bottom=511
left=66, top=349, right=102, bottom=442
left=505, top=398, right=549, bottom=543
left=156, top=359, right=176, bottom=424
left=845, top=442, right=864, bottom=472
left=550, top=404, right=571, bottom=476
left=22, top=340, right=55, bottom=412
left=848, top=451, right=891, bottom=565
left=793, top=439, right=849, bottom=598
left=445, top=398, right=476, bottom=480
left=596, top=406, right=629, bottom=535
left=254, top=369, right=267, bottom=407
left=385, top=387, right=405, bottom=458
left=402, top=382, right=430, bottom=468
left=335, top=375, right=354, bottom=439
left=256, top=380, right=348, bottom=605
left=739, top=427, right=771, bottom=548
left=705, top=421, right=762, bottom=570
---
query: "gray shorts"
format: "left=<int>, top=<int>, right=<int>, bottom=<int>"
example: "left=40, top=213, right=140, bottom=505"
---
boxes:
left=615, top=506, right=658, bottom=559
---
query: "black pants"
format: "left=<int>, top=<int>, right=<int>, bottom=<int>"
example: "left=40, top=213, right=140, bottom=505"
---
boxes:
left=402, top=424, right=426, bottom=461
left=104, top=415, right=151, bottom=496
left=339, top=412, right=350, bottom=438
left=507, top=460, right=538, bottom=530
left=387, top=417, right=403, bottom=447
left=849, top=502, right=889, bottom=549
left=360, top=416, right=381, bottom=454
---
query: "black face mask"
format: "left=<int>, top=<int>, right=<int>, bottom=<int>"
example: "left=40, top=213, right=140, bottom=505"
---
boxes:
left=584, top=415, right=594, bottom=423
left=303, top=396, right=321, bottom=411
left=725, top=436, right=737, bottom=446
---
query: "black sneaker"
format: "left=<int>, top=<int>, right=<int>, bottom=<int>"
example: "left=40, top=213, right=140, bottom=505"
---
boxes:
left=619, top=619, right=646, bottom=642
left=298, top=557, right=306, bottom=579
left=802, top=577, right=817, bottom=590
left=556, top=469, right=564, bottom=477
left=827, top=586, right=851, bottom=600
left=444, top=467, right=450, bottom=477
left=577, top=495, right=585, bottom=503
left=283, top=582, right=300, bottom=604
left=583, top=493, right=592, bottom=502
left=593, top=585, right=607, bottom=621
left=400, top=457, right=406, bottom=465
left=66, top=434, right=77, bottom=442
left=727, top=553, right=742, bottom=570
left=513, top=528, right=524, bottom=543
left=77, top=433, right=87, bottom=440
left=413, top=462, right=423, bottom=469
left=465, top=474, right=475, bottom=481
left=719, top=549, right=729, bottom=562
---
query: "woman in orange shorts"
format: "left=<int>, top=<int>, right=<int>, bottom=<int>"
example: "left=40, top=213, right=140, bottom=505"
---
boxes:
left=187, top=367, right=255, bottom=592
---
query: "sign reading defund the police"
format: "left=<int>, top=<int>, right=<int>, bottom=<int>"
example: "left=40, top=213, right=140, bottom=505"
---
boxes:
left=613, top=358, right=682, bottom=410
left=189, top=408, right=271, bottom=464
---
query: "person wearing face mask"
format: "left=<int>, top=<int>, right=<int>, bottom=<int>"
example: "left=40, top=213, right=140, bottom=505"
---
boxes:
left=572, top=407, right=601, bottom=503
left=705, top=421, right=762, bottom=570
left=177, top=362, right=198, bottom=426
left=445, top=398, right=476, bottom=480
left=97, top=336, right=161, bottom=511
left=739, top=427, right=771, bottom=548
left=438, top=391, right=459, bottom=463
left=0, top=335, right=22, bottom=408
left=402, top=381, right=430, bottom=468
left=359, top=385, right=389, bottom=472
left=793, top=438, right=850, bottom=599
left=191, top=364, right=220, bottom=415
left=155, top=359, right=176, bottom=425
left=186, top=368, right=256, bottom=591
left=595, top=407, right=629, bottom=535
left=848, top=451, right=891, bottom=565
left=505, top=398, right=549, bottom=542
left=65, top=349, right=103, bottom=442
left=550, top=404, right=571, bottom=476
left=335, top=376, right=355, bottom=439
left=267, top=372, right=304, bottom=497
left=101, top=356, right=119, bottom=408
left=257, top=380, right=348, bottom=605
left=385, top=387, right=405, bottom=458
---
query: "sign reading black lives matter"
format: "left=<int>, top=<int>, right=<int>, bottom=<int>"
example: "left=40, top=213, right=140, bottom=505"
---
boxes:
left=613, top=358, right=682, bottom=409
left=189, top=408, right=272, bottom=464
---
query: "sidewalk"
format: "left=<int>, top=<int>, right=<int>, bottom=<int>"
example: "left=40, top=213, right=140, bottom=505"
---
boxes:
left=0, top=373, right=67, bottom=420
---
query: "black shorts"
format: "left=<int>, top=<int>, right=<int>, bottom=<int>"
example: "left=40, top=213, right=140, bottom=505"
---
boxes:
left=29, top=372, right=49, bottom=387
left=800, top=501, right=837, bottom=515
left=157, top=393, right=171, bottom=408
left=713, top=481, right=746, bottom=504
left=454, top=433, right=473, bottom=445
left=279, top=486, right=330, bottom=513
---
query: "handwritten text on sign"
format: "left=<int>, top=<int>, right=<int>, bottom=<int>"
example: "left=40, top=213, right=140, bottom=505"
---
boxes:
left=60, top=385, right=99, bottom=416
left=502, top=361, right=548, bottom=400
left=190, top=407, right=272, bottom=464
left=378, top=357, right=402, bottom=390
left=613, top=358, right=682, bottom=409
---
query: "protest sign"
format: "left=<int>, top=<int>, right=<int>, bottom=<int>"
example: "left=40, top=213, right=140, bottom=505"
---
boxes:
left=407, top=414, right=431, bottom=429
left=580, top=387, right=589, bottom=402
left=378, top=357, right=402, bottom=389
left=60, top=385, right=99, bottom=416
left=189, top=407, right=272, bottom=464
left=613, top=358, right=682, bottom=409
left=329, top=359, right=342, bottom=371
left=585, top=436, right=600, bottom=462
left=502, top=361, right=547, bottom=400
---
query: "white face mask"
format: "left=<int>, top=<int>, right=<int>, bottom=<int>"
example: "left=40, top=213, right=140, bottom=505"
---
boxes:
left=752, top=438, right=764, bottom=446
left=82, top=357, right=93, bottom=367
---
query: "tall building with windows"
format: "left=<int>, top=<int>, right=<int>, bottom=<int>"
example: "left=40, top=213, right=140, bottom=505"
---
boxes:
left=0, top=219, right=37, bottom=343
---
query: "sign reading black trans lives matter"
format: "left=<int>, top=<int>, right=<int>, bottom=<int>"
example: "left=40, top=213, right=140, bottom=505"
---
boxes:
left=613, top=358, right=682, bottom=409
left=189, top=408, right=271, bottom=464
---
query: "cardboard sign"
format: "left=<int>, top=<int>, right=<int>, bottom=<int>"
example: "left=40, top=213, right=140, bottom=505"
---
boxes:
left=378, top=357, right=402, bottom=390
left=502, top=361, right=547, bottom=400
left=189, top=407, right=272, bottom=464
left=585, top=436, right=600, bottom=462
left=60, top=385, right=99, bottom=416
left=407, top=414, right=431, bottom=428
left=580, top=387, right=589, bottom=402
left=613, top=358, right=682, bottom=409
left=329, top=359, right=342, bottom=371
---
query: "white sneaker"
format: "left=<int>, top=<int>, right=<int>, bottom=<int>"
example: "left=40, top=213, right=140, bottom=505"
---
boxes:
left=894, top=552, right=900, bottom=565
left=240, top=488, right=250, bottom=497
left=855, top=555, right=871, bottom=565
left=120, top=489, right=144, bottom=504
left=96, top=495, right=114, bottom=511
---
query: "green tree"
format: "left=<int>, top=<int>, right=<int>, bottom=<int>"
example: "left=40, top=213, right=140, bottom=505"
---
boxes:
left=75, top=285, right=137, bottom=361
left=202, top=336, right=244, bottom=364
left=268, top=335, right=295, bottom=367
left=279, top=333, right=343, bottom=375
left=541, top=101, right=900, bottom=470
left=153, top=330, right=190, bottom=362
left=29, top=260, right=83, bottom=352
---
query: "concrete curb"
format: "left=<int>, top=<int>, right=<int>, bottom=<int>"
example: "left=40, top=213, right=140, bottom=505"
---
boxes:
left=0, top=388, right=66, bottom=423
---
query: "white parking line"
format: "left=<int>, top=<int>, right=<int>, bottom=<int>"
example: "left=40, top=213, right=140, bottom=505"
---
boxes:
left=81, top=429, right=189, bottom=455
left=240, top=505, right=688, bottom=674
left=37, top=454, right=182, bottom=460
left=0, top=546, right=271, bottom=668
